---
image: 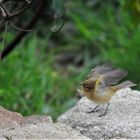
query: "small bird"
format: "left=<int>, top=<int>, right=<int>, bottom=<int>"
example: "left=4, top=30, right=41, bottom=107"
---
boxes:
left=79, top=63, right=136, bottom=117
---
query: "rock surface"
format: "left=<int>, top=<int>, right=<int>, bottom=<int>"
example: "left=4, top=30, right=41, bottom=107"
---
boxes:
left=0, top=107, right=90, bottom=139
left=58, top=88, right=140, bottom=139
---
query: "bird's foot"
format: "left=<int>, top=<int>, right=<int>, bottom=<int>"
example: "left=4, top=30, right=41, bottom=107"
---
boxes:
left=86, top=104, right=100, bottom=113
left=98, top=112, right=107, bottom=117
left=98, top=103, right=110, bottom=117
left=86, top=109, right=100, bottom=113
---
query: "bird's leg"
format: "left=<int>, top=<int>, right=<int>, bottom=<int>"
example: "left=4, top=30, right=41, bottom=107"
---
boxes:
left=98, top=103, right=110, bottom=117
left=87, top=104, right=100, bottom=113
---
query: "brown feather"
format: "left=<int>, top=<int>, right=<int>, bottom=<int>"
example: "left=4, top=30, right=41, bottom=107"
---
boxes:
left=87, top=63, right=114, bottom=79
left=103, top=69, right=128, bottom=85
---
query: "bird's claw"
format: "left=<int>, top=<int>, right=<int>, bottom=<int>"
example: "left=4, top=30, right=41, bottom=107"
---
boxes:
left=98, top=112, right=107, bottom=117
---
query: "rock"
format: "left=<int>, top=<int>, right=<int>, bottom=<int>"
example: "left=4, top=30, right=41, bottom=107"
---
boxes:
left=0, top=106, right=23, bottom=129
left=0, top=122, right=90, bottom=139
left=23, top=115, right=53, bottom=124
left=0, top=107, right=90, bottom=139
left=58, top=88, right=140, bottom=139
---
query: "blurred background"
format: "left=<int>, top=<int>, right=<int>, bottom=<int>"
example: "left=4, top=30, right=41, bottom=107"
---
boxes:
left=0, top=0, right=140, bottom=119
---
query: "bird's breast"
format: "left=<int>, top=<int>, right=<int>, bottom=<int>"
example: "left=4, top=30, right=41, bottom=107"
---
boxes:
left=90, top=90, right=114, bottom=104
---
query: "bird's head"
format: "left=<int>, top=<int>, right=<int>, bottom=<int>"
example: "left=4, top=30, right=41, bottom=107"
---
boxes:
left=80, top=79, right=96, bottom=94
left=81, top=75, right=105, bottom=94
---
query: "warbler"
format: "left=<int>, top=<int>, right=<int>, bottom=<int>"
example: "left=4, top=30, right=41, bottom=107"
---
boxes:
left=79, top=63, right=136, bottom=117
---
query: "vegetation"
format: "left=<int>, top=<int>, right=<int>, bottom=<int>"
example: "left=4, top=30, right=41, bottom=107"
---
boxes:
left=0, top=0, right=140, bottom=119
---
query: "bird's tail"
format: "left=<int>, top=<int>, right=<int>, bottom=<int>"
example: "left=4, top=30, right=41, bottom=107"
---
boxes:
left=112, top=80, right=136, bottom=92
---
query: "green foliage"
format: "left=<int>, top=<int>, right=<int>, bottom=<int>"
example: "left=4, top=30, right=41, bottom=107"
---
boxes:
left=100, top=28, right=140, bottom=88
left=0, top=34, right=87, bottom=119
left=0, top=35, right=47, bottom=115
left=124, top=0, right=140, bottom=24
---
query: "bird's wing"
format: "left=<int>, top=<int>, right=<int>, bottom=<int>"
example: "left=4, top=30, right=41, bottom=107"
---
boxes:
left=87, top=63, right=127, bottom=85
left=103, top=69, right=128, bottom=85
left=87, top=63, right=114, bottom=79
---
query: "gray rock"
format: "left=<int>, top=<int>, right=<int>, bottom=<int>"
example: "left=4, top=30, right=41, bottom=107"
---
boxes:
left=58, top=88, right=140, bottom=139
left=0, top=122, right=90, bottom=139
left=0, top=107, right=90, bottom=139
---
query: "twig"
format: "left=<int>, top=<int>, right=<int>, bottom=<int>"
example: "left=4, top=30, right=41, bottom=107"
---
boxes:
left=9, top=21, right=32, bottom=32
left=1, top=0, right=46, bottom=59
left=0, top=21, right=8, bottom=60
left=0, top=0, right=33, bottom=21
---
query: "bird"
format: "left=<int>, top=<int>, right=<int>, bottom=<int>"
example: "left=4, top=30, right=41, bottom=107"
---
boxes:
left=79, top=63, right=136, bottom=117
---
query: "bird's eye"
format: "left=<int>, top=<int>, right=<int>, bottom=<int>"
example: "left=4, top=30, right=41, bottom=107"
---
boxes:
left=84, top=86, right=93, bottom=92
left=84, top=87, right=90, bottom=92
